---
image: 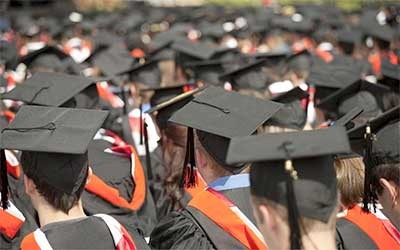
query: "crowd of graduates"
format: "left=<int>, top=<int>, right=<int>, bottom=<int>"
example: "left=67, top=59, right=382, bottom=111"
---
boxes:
left=0, top=1, right=399, bottom=249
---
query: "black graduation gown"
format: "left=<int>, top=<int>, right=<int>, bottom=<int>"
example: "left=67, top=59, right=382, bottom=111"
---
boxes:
left=1, top=174, right=38, bottom=250
left=38, top=216, right=149, bottom=249
left=336, top=218, right=379, bottom=249
left=149, top=186, right=256, bottom=250
left=82, top=139, right=157, bottom=237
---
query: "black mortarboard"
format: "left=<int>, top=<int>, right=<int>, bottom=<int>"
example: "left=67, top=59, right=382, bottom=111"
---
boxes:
left=226, top=127, right=350, bottom=249
left=147, top=86, right=204, bottom=129
left=267, top=87, right=309, bottom=130
left=1, top=72, right=100, bottom=109
left=336, top=28, right=362, bottom=45
left=93, top=45, right=135, bottom=78
left=363, top=22, right=394, bottom=43
left=172, top=39, right=216, bottom=61
left=0, top=41, right=18, bottom=70
left=347, top=105, right=400, bottom=211
left=306, top=64, right=362, bottom=99
left=380, top=60, right=400, bottom=92
left=270, top=86, right=308, bottom=103
left=116, top=59, right=161, bottom=88
left=169, top=86, right=282, bottom=180
left=317, top=80, right=391, bottom=118
left=19, top=46, right=69, bottom=72
left=332, top=106, right=364, bottom=130
left=0, top=105, right=109, bottom=208
left=219, top=59, right=269, bottom=90
left=143, top=84, right=196, bottom=107
left=185, top=59, right=226, bottom=85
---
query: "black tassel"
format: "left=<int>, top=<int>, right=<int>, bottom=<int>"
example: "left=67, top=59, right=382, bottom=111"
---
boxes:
left=143, top=122, right=153, bottom=181
left=0, top=149, right=9, bottom=210
left=180, top=128, right=197, bottom=188
left=285, top=160, right=301, bottom=250
left=139, top=103, right=143, bottom=145
left=362, top=124, right=376, bottom=212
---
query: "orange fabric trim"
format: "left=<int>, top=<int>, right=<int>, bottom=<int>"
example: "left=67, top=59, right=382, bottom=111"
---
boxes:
left=85, top=146, right=146, bottom=211
left=185, top=171, right=206, bottom=198
left=21, top=233, right=41, bottom=250
left=6, top=161, right=20, bottom=179
left=315, top=49, right=333, bottom=63
left=189, top=189, right=267, bottom=250
left=0, top=209, right=24, bottom=239
left=345, top=205, right=400, bottom=249
left=131, top=48, right=145, bottom=58
left=1, top=111, right=15, bottom=121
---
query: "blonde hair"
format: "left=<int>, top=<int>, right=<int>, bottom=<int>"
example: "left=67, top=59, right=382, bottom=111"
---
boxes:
left=334, top=157, right=365, bottom=208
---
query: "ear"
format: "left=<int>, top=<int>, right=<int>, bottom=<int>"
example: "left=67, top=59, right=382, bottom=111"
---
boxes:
left=379, top=178, right=398, bottom=204
left=86, top=167, right=93, bottom=185
left=253, top=203, right=277, bottom=231
left=24, top=174, right=36, bottom=196
left=195, top=148, right=207, bottom=169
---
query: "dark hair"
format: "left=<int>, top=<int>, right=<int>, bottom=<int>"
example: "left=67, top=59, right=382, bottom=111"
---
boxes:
left=338, top=41, right=355, bottom=55
left=370, top=160, right=400, bottom=196
left=21, top=152, right=88, bottom=214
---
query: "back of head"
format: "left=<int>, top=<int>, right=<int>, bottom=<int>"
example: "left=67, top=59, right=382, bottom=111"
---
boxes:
left=21, top=151, right=89, bottom=214
left=334, top=156, right=365, bottom=208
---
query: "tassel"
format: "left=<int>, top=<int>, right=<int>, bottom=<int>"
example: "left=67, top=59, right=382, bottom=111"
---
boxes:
left=285, top=159, right=301, bottom=249
left=139, top=103, right=143, bottom=145
left=180, top=128, right=197, bottom=188
left=143, top=122, right=153, bottom=181
left=362, top=124, right=376, bottom=212
left=280, top=142, right=301, bottom=249
left=0, top=149, right=9, bottom=210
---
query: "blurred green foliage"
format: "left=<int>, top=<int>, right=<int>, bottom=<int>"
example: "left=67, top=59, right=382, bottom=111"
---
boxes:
left=204, top=0, right=396, bottom=10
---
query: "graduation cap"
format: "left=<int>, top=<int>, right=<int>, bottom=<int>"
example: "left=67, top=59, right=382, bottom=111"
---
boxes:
left=1, top=72, right=101, bottom=109
left=93, top=45, right=136, bottom=78
left=169, top=86, right=282, bottom=186
left=347, top=105, right=400, bottom=212
left=146, top=86, right=205, bottom=129
left=332, top=106, right=364, bottom=130
left=184, top=59, right=227, bottom=85
left=267, top=87, right=309, bottom=129
left=316, top=80, right=391, bottom=118
left=172, top=39, right=216, bottom=61
left=226, top=127, right=350, bottom=249
left=306, top=64, right=362, bottom=100
left=0, top=105, right=109, bottom=209
left=19, top=46, right=69, bottom=72
left=336, top=28, right=362, bottom=45
left=142, top=84, right=197, bottom=107
left=116, top=59, right=161, bottom=88
left=0, top=41, right=18, bottom=70
left=219, top=59, right=269, bottom=90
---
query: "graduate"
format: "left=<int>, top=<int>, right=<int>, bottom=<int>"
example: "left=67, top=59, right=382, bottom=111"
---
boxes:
left=150, top=86, right=281, bottom=249
left=226, top=127, right=351, bottom=250
left=0, top=105, right=148, bottom=249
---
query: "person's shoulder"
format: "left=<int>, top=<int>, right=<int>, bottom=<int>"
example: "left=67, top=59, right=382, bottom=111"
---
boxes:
left=149, top=209, right=215, bottom=250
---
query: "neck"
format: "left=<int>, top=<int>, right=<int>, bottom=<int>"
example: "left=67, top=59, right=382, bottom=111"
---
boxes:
left=36, top=200, right=87, bottom=227
left=301, top=230, right=336, bottom=250
left=383, top=207, right=400, bottom=231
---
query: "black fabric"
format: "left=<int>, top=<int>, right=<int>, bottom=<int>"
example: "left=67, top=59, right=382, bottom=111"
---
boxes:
left=1, top=72, right=99, bottom=108
left=150, top=186, right=255, bottom=250
left=42, top=217, right=117, bottom=249
left=83, top=138, right=158, bottom=237
left=88, top=139, right=133, bottom=201
left=227, top=127, right=350, bottom=164
left=336, top=218, right=377, bottom=249
left=149, top=209, right=216, bottom=250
